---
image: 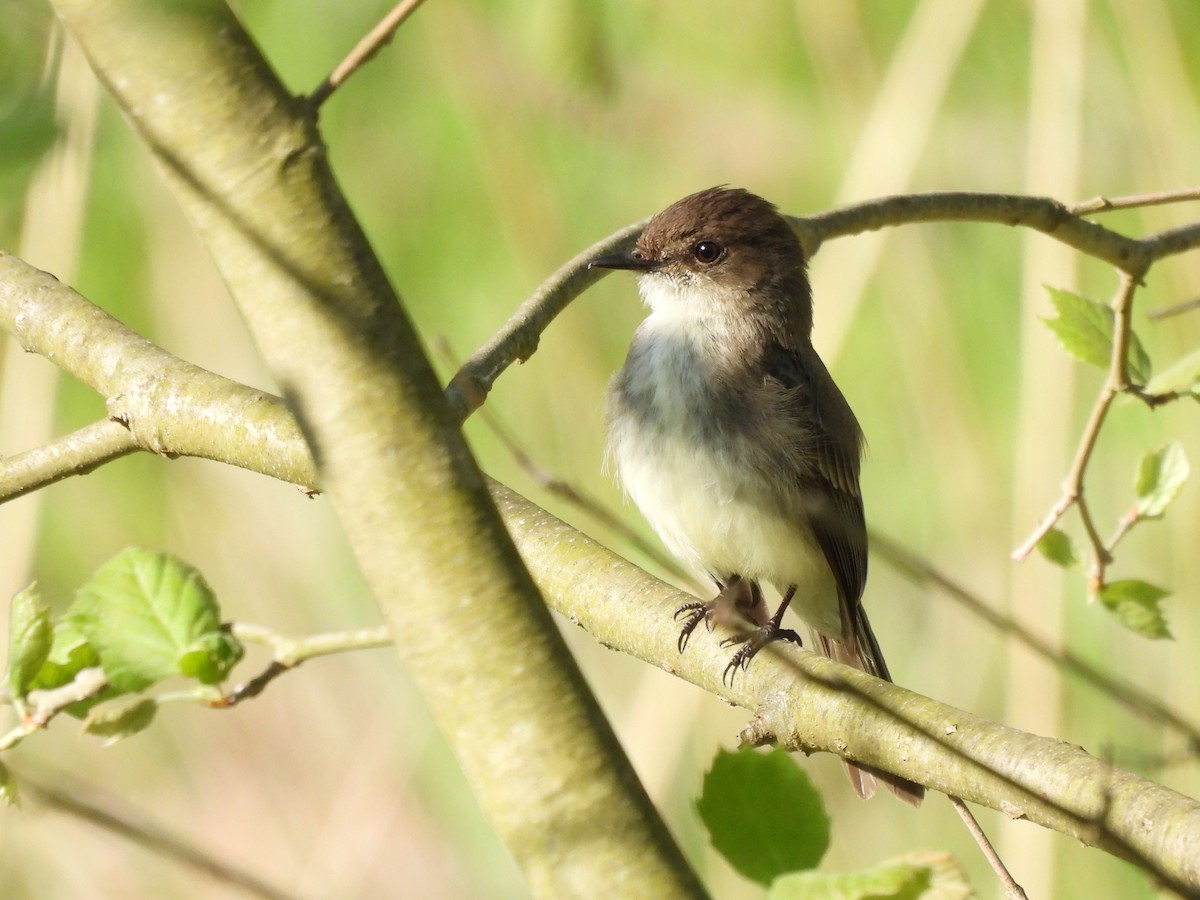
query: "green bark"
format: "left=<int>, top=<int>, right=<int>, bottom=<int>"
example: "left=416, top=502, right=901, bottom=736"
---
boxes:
left=45, top=2, right=703, bottom=896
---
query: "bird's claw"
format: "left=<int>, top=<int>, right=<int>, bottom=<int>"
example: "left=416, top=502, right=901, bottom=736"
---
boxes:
left=720, top=625, right=803, bottom=686
left=674, top=601, right=716, bottom=653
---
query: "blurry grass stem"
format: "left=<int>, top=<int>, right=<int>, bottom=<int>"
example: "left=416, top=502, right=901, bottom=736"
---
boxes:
left=18, top=769, right=296, bottom=900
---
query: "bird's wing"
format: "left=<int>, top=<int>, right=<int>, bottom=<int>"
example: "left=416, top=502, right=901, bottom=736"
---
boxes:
left=761, top=342, right=868, bottom=610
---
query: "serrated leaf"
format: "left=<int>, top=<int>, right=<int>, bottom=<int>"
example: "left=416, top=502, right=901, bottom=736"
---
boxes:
left=1035, top=528, right=1077, bottom=568
left=696, top=748, right=829, bottom=886
left=0, top=760, right=18, bottom=808
left=1098, top=580, right=1171, bottom=639
left=178, top=630, right=243, bottom=685
left=82, top=697, right=158, bottom=744
left=6, top=583, right=52, bottom=702
left=66, top=548, right=224, bottom=693
left=1134, top=443, right=1189, bottom=519
left=769, top=851, right=972, bottom=900
left=27, top=620, right=100, bottom=692
left=1042, top=287, right=1152, bottom=383
left=1144, top=346, right=1200, bottom=399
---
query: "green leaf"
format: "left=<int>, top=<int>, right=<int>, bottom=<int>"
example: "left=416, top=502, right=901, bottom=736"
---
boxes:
left=1035, top=528, right=1077, bottom=568
left=66, top=548, right=228, bottom=693
left=27, top=620, right=100, bottom=692
left=1041, top=287, right=1152, bottom=383
left=1098, top=580, right=1171, bottom=640
left=1144, top=346, right=1200, bottom=400
left=0, top=761, right=18, bottom=808
left=696, top=748, right=829, bottom=886
left=6, top=583, right=52, bottom=702
left=178, top=630, right=243, bottom=685
left=1134, top=443, right=1189, bottom=519
left=82, top=697, right=158, bottom=744
left=769, top=852, right=971, bottom=900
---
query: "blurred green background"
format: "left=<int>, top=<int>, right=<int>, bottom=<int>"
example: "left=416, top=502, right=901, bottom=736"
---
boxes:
left=2, top=1, right=1200, bottom=897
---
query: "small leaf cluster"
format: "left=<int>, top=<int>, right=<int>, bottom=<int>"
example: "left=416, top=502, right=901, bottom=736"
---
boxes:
left=1, top=547, right=244, bottom=795
left=696, top=748, right=970, bottom=898
left=1039, top=287, right=1191, bottom=640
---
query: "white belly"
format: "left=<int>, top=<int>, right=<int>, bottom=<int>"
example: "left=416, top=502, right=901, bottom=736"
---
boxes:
left=611, top=424, right=844, bottom=637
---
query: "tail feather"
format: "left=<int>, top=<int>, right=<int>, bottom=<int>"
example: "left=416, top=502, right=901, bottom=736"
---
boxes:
left=817, top=606, right=925, bottom=807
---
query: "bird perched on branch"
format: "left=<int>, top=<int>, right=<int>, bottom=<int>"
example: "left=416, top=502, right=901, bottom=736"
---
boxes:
left=592, top=186, right=923, bottom=805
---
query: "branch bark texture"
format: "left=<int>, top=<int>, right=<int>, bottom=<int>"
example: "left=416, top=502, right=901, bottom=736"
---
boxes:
left=45, top=2, right=702, bottom=896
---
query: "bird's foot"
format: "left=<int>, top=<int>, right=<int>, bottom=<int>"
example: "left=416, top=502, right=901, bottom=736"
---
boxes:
left=719, top=620, right=803, bottom=686
left=674, top=575, right=758, bottom=654
left=673, top=601, right=716, bottom=653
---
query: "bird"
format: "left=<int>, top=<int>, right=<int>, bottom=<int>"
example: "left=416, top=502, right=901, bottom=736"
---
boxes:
left=590, top=186, right=923, bottom=805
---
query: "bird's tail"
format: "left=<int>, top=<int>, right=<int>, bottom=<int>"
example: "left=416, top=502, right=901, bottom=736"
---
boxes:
left=817, top=605, right=925, bottom=807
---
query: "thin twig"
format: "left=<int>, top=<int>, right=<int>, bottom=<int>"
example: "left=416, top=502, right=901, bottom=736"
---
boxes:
left=1011, top=272, right=1144, bottom=565
left=444, top=191, right=1200, bottom=425
left=949, top=796, right=1028, bottom=900
left=308, top=0, right=429, bottom=109
left=1105, top=508, right=1139, bottom=556
left=0, top=667, right=109, bottom=751
left=444, top=220, right=645, bottom=423
left=217, top=623, right=392, bottom=707
left=1069, top=186, right=1200, bottom=216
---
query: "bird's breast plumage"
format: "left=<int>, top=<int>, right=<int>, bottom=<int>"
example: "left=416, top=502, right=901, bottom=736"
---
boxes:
left=606, top=310, right=844, bottom=636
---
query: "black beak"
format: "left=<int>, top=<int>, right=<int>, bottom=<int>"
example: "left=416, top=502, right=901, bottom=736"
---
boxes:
left=588, top=252, right=661, bottom=272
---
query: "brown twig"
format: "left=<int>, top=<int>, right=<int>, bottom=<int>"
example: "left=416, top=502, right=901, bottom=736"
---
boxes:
left=949, top=796, right=1028, bottom=900
left=1069, top=186, right=1200, bottom=216
left=445, top=191, right=1200, bottom=425
left=444, top=220, right=645, bottom=423
left=1011, top=271, right=1146, bottom=575
left=216, top=623, right=393, bottom=708
left=308, top=0, right=429, bottom=109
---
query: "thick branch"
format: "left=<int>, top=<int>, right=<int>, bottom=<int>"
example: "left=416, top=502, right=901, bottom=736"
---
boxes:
left=46, top=2, right=702, bottom=897
left=0, top=251, right=315, bottom=489
left=490, top=483, right=1200, bottom=896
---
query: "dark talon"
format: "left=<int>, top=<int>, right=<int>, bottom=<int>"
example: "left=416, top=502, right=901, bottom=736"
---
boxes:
left=721, top=625, right=803, bottom=686
left=674, top=601, right=715, bottom=653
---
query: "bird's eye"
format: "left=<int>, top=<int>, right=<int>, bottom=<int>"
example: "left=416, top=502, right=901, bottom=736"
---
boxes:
left=692, top=241, right=723, bottom=264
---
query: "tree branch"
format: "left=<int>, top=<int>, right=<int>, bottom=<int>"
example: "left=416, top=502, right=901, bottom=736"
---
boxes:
left=308, top=0, right=429, bottom=109
left=443, top=190, right=1200, bottom=422
left=0, top=251, right=316, bottom=490
left=490, top=482, right=1200, bottom=896
left=46, top=2, right=704, bottom=897
left=0, top=418, right=137, bottom=502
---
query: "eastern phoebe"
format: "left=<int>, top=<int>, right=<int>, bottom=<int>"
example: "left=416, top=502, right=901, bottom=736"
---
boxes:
left=590, top=187, right=923, bottom=805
